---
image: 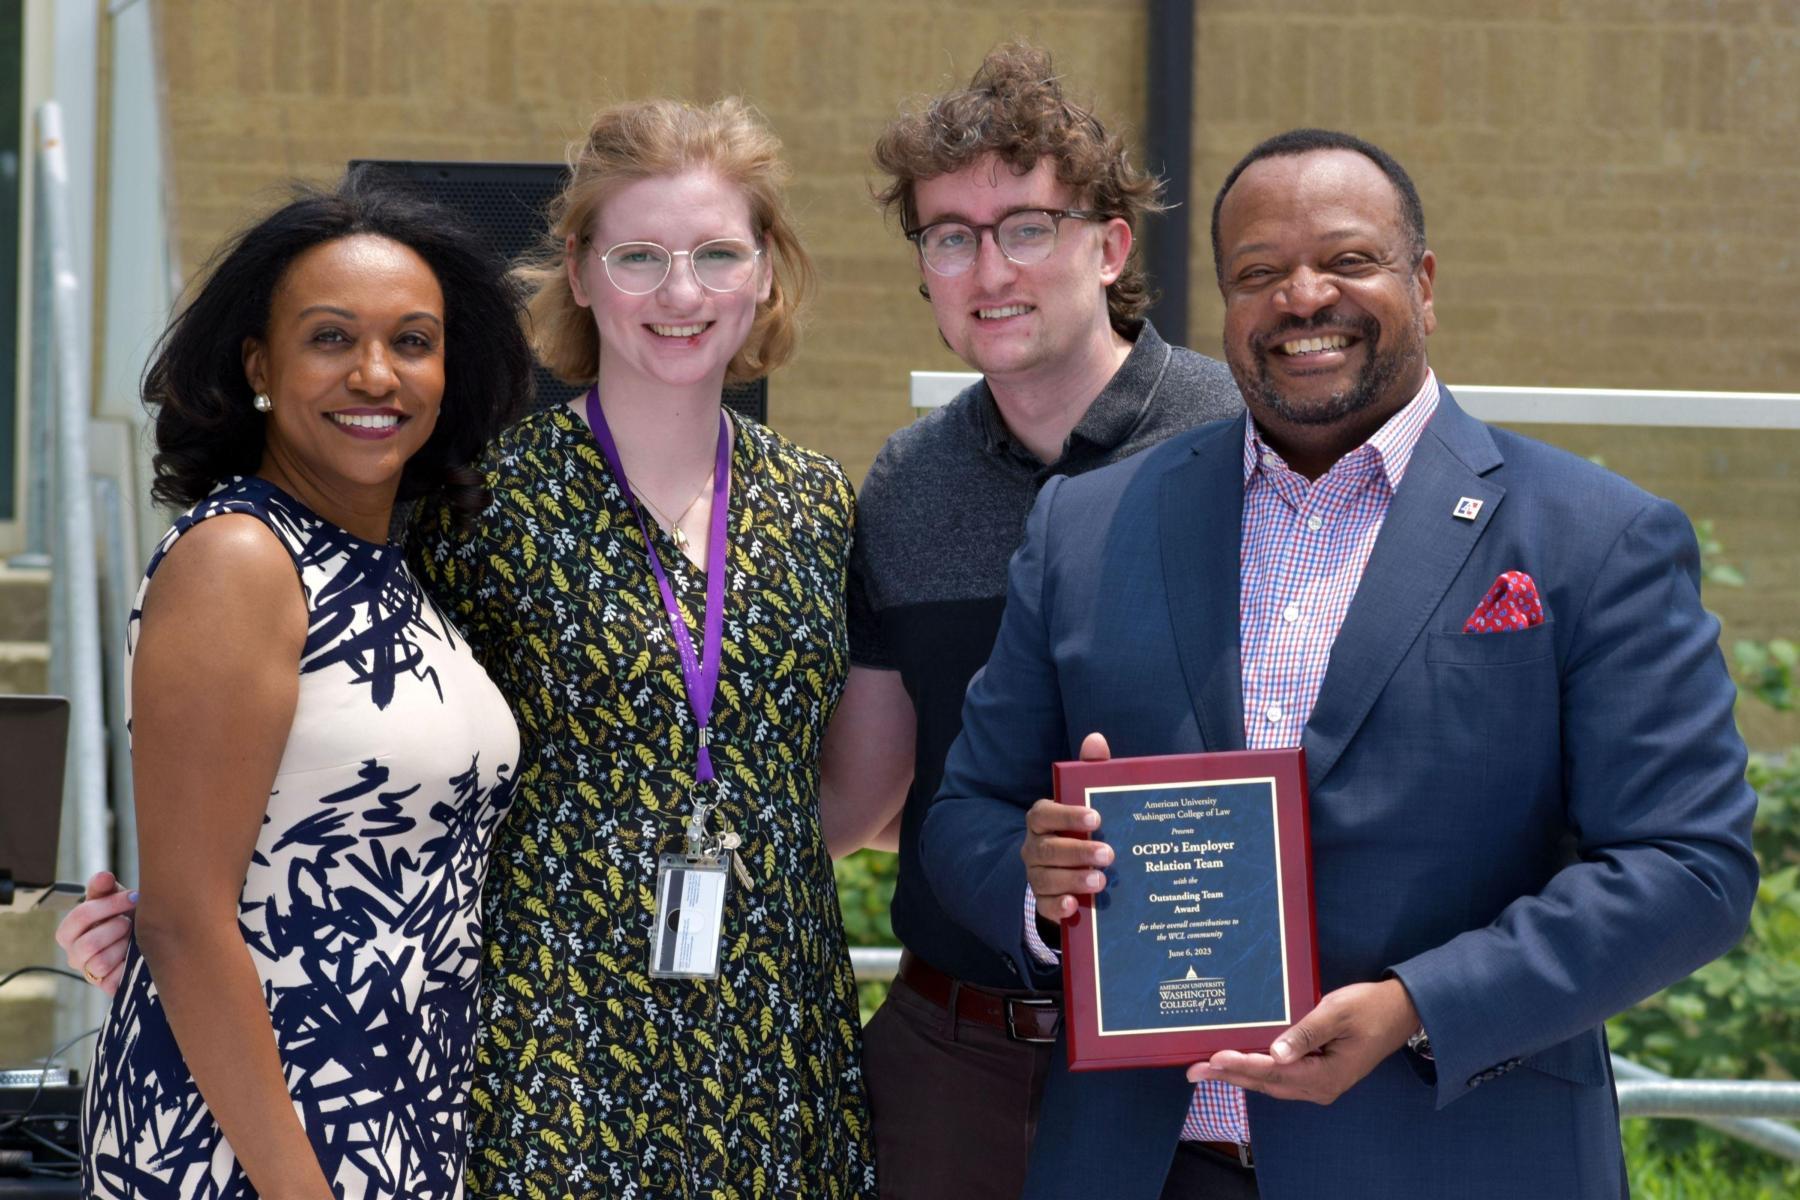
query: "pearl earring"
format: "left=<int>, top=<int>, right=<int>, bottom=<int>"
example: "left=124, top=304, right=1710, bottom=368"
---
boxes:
left=253, top=393, right=273, bottom=413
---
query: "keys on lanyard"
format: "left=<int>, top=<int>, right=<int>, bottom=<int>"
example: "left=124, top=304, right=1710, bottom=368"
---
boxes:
left=687, top=800, right=755, bottom=892
left=719, top=827, right=755, bottom=891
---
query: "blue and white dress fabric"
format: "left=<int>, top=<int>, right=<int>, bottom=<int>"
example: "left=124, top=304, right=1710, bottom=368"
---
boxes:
left=82, top=476, right=518, bottom=1199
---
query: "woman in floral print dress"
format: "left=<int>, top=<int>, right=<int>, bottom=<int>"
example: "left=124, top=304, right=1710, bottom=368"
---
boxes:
left=411, top=98, right=875, bottom=1199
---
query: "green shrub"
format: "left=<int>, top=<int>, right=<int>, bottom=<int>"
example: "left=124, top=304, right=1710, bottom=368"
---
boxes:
left=834, top=849, right=898, bottom=1017
left=1607, top=749, right=1800, bottom=1083
left=1607, top=522, right=1800, bottom=1180
left=1623, top=1121, right=1800, bottom=1198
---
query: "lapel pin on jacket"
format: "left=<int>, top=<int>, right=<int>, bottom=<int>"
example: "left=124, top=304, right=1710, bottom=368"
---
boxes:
left=1453, top=497, right=1483, bottom=521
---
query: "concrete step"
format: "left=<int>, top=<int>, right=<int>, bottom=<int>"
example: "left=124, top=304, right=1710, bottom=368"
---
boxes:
left=0, top=641, right=49, bottom=694
left=0, top=564, right=49, bottom=643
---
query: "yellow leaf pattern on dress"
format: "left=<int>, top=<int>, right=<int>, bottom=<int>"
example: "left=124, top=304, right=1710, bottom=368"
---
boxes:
left=407, top=408, right=870, bottom=1198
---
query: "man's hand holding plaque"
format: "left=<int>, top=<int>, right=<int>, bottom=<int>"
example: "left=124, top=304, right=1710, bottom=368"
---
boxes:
left=1023, top=732, right=1115, bottom=924
left=1035, top=734, right=1322, bottom=1071
left=1189, top=978, right=1419, bottom=1104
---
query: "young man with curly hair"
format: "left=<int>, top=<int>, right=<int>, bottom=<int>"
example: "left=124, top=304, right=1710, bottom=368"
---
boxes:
left=818, top=43, right=1243, bottom=1198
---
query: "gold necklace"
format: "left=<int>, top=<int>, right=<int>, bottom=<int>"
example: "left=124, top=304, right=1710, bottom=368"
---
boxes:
left=629, top=463, right=714, bottom=550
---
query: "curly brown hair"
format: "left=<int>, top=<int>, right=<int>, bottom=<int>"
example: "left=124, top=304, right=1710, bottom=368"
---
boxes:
left=518, top=97, right=813, bottom=388
left=871, top=42, right=1163, bottom=335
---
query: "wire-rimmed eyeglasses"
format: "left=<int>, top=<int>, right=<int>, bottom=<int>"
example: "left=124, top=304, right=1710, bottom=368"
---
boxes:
left=905, top=208, right=1106, bottom=276
left=593, top=238, right=764, bottom=296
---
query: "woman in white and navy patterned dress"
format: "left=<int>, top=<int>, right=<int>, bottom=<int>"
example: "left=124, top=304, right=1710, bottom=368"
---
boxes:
left=77, top=177, right=532, bottom=1199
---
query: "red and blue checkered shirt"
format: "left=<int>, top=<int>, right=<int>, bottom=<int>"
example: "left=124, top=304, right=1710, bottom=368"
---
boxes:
left=1026, top=372, right=1442, bottom=1147
left=1183, top=370, right=1441, bottom=1144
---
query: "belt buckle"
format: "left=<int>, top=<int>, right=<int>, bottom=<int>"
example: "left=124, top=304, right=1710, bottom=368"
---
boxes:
left=1004, top=996, right=1059, bottom=1044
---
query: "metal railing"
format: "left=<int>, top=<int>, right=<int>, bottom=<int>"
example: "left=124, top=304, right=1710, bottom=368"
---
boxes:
left=93, top=476, right=136, bottom=874
left=34, top=101, right=109, bottom=888
left=847, top=948, right=1799, bottom=1159
left=19, top=101, right=112, bottom=1044
left=1613, top=1055, right=1800, bottom=1161
left=908, top=371, right=1800, bottom=429
left=849, top=947, right=900, bottom=982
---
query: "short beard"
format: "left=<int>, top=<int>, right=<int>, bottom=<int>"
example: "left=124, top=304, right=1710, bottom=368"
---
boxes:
left=1233, top=309, right=1417, bottom=428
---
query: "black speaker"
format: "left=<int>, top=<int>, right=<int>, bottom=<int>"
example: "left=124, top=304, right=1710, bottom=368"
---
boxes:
left=347, top=160, right=769, bottom=425
left=0, top=1067, right=82, bottom=1190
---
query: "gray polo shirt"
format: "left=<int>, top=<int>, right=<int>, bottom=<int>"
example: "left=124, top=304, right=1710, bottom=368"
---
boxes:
left=848, top=319, right=1244, bottom=988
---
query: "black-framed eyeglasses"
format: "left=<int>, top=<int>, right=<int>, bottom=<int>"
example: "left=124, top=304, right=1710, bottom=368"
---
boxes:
left=592, top=238, right=764, bottom=296
left=905, top=208, right=1106, bottom=276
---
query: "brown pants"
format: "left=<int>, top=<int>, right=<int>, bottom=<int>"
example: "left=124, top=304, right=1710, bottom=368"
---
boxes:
left=862, top=974, right=1055, bottom=1199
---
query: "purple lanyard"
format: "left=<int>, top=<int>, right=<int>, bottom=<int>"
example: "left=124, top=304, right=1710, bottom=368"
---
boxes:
left=584, top=387, right=732, bottom=784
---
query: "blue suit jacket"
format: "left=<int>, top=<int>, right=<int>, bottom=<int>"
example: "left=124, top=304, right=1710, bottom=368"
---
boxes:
left=920, top=391, right=1758, bottom=1200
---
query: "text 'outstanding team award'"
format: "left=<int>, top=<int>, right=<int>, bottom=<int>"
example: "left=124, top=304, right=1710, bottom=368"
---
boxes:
left=1053, top=749, right=1320, bottom=1071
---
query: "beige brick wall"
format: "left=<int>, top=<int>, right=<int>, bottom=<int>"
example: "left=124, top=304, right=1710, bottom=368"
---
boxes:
left=151, top=0, right=1148, bottom=477
left=1188, top=0, right=1800, bottom=393
left=150, top=0, right=1797, bottom=744
left=1186, top=0, right=1799, bottom=746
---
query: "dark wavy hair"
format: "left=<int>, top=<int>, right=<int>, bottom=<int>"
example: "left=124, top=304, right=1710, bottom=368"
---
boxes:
left=871, top=42, right=1164, bottom=335
left=145, top=172, right=533, bottom=527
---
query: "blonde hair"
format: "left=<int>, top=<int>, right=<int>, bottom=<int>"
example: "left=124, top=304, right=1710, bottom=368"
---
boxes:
left=520, top=97, right=813, bottom=386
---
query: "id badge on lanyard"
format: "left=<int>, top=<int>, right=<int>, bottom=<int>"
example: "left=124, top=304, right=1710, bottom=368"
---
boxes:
left=585, top=388, right=739, bottom=983
left=652, top=851, right=730, bottom=979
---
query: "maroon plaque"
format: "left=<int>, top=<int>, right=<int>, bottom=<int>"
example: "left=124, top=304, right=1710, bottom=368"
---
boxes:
left=1052, top=749, right=1319, bottom=1071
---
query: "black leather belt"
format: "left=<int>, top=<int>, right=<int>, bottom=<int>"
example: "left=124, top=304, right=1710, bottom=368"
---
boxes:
left=1187, top=1139, right=1255, bottom=1169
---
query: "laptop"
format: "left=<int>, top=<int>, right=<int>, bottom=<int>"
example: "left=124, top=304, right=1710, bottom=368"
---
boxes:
left=0, top=694, right=84, bottom=911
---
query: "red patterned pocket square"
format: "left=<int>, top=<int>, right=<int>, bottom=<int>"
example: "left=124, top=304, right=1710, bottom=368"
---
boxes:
left=1464, top=571, right=1544, bottom=633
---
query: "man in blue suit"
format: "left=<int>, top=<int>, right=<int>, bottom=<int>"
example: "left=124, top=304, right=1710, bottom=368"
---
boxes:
left=920, top=128, right=1759, bottom=1199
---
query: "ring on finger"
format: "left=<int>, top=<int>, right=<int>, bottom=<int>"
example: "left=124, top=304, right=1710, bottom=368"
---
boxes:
left=82, top=962, right=103, bottom=985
